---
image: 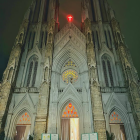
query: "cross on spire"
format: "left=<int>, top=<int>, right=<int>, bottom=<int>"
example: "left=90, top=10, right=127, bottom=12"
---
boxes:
left=67, top=15, right=73, bottom=22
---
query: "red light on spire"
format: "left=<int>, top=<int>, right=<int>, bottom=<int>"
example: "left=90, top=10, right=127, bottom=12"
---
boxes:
left=67, top=15, right=73, bottom=22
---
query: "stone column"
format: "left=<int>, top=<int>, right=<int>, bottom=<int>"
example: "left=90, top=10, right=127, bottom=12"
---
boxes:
left=34, top=19, right=55, bottom=140
left=84, top=18, right=107, bottom=140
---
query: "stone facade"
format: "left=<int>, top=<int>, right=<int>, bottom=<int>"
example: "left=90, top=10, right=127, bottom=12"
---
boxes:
left=0, top=0, right=139, bottom=140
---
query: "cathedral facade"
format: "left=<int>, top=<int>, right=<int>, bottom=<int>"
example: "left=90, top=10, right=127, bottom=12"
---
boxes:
left=0, top=0, right=140, bottom=140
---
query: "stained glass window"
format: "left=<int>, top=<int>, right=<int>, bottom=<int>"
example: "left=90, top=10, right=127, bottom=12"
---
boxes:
left=110, top=112, right=122, bottom=123
left=64, top=60, right=76, bottom=67
left=17, top=112, right=31, bottom=125
left=62, top=69, right=78, bottom=84
left=62, top=103, right=79, bottom=118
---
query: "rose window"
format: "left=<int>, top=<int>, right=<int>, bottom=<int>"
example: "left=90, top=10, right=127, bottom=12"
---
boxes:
left=62, top=69, right=78, bottom=84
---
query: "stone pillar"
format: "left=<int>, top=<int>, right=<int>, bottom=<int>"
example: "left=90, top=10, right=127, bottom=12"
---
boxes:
left=34, top=19, right=55, bottom=140
left=84, top=18, right=107, bottom=140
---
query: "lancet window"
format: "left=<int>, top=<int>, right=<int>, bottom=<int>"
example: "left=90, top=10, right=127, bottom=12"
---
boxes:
left=108, top=30, right=112, bottom=47
left=102, top=55, right=114, bottom=87
left=30, top=32, right=36, bottom=49
left=104, top=30, right=109, bottom=48
left=39, top=31, right=44, bottom=48
left=96, top=31, right=100, bottom=49
left=92, top=31, right=95, bottom=46
left=28, top=32, right=32, bottom=49
left=25, top=55, right=38, bottom=87
left=110, top=112, right=126, bottom=140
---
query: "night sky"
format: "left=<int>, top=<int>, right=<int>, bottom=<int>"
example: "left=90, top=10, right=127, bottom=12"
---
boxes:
left=0, top=0, right=140, bottom=81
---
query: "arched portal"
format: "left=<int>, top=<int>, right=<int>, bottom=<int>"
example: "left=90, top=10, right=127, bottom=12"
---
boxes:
left=14, top=112, right=31, bottom=140
left=61, top=103, right=79, bottom=140
left=109, top=111, right=126, bottom=140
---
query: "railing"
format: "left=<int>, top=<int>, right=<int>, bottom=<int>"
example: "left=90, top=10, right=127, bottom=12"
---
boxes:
left=58, top=88, right=82, bottom=94
left=14, top=87, right=127, bottom=94
left=14, top=87, right=39, bottom=93
left=100, top=87, right=127, bottom=93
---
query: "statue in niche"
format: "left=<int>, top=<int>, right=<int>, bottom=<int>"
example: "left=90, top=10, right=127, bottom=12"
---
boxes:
left=88, top=32, right=91, bottom=43
left=7, top=68, right=14, bottom=82
left=120, top=46, right=130, bottom=67
left=82, top=0, right=89, bottom=20
left=117, top=32, right=122, bottom=43
left=131, top=82, right=140, bottom=104
left=18, top=33, right=24, bottom=44
left=90, top=66, right=96, bottom=80
left=2, top=70, right=7, bottom=82
left=44, top=66, right=49, bottom=81
left=51, top=0, right=56, bottom=9
left=48, top=33, right=52, bottom=43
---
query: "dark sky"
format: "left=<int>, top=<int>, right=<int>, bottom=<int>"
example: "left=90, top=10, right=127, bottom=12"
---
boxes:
left=0, top=0, right=140, bottom=81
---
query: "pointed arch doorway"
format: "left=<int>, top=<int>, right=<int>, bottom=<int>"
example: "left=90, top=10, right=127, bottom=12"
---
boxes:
left=14, top=112, right=31, bottom=140
left=61, top=103, right=79, bottom=140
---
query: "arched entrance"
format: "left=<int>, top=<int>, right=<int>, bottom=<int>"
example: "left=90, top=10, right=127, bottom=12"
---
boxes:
left=14, top=112, right=31, bottom=140
left=61, top=103, right=79, bottom=140
left=109, top=111, right=126, bottom=140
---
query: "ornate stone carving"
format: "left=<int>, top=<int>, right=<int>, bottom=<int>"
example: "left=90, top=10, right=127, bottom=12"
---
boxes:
left=85, top=18, right=107, bottom=140
left=120, top=45, right=131, bottom=68
left=130, top=81, right=140, bottom=137
left=44, top=67, right=49, bottom=81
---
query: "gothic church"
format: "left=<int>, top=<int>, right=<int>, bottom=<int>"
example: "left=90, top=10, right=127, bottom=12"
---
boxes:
left=0, top=0, right=140, bottom=140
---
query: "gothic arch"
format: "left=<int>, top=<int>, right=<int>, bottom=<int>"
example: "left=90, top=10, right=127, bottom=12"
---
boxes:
left=53, top=41, right=88, bottom=73
left=22, top=54, right=41, bottom=87
left=23, top=55, right=39, bottom=87
left=105, top=93, right=134, bottom=139
left=108, top=106, right=134, bottom=140
left=57, top=94, right=84, bottom=140
left=5, top=107, right=35, bottom=139
left=101, top=54, right=117, bottom=87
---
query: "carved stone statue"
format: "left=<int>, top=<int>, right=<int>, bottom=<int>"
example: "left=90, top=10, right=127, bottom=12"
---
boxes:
left=51, top=0, right=56, bottom=9
left=88, top=32, right=91, bottom=43
left=48, top=33, right=52, bottom=43
left=18, top=33, right=24, bottom=44
left=7, top=68, right=14, bottom=82
left=44, top=67, right=49, bottom=81
left=90, top=66, right=96, bottom=79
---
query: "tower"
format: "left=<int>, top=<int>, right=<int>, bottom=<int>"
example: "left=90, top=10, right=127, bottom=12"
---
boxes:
left=0, top=0, right=140, bottom=140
